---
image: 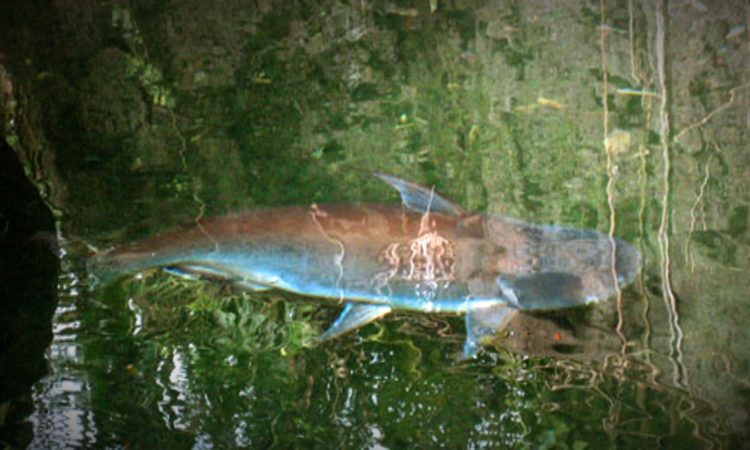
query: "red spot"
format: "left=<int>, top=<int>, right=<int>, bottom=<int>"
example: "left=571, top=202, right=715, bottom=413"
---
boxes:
left=553, top=332, right=562, bottom=341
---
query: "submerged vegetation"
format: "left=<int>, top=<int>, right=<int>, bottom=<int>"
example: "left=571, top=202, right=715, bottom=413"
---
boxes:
left=107, top=274, right=319, bottom=357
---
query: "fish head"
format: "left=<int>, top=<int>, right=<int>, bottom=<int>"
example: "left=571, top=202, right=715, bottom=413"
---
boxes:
left=475, top=215, right=641, bottom=310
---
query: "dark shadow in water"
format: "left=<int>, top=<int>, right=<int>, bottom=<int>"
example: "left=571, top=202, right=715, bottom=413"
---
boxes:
left=0, top=138, right=59, bottom=448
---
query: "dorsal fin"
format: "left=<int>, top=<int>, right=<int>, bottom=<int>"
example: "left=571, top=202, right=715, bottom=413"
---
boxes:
left=374, top=172, right=467, bottom=217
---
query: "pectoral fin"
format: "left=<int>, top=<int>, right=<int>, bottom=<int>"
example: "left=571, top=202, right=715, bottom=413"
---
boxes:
left=496, top=272, right=585, bottom=309
left=319, top=303, right=392, bottom=340
left=232, top=280, right=273, bottom=292
left=163, top=266, right=202, bottom=280
left=164, top=264, right=235, bottom=282
left=463, top=303, right=517, bottom=359
left=374, top=172, right=467, bottom=217
left=165, top=265, right=273, bottom=291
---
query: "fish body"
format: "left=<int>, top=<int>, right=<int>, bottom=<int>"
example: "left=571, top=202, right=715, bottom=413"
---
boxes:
left=90, top=174, right=640, bottom=357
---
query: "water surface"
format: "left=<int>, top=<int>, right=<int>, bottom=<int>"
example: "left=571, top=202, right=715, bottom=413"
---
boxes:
left=1, top=1, right=749, bottom=448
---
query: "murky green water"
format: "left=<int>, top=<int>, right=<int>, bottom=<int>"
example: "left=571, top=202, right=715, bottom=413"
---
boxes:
left=1, top=1, right=749, bottom=448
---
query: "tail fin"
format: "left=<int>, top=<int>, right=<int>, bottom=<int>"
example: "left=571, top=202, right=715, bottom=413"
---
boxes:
left=86, top=251, right=149, bottom=290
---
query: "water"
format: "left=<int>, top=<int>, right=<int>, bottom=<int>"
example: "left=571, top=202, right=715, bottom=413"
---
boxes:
left=1, top=1, right=749, bottom=448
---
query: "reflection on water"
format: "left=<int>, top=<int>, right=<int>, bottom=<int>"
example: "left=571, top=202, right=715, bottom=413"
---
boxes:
left=30, top=274, right=94, bottom=448
left=0, top=0, right=748, bottom=448
left=0, top=137, right=58, bottom=449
